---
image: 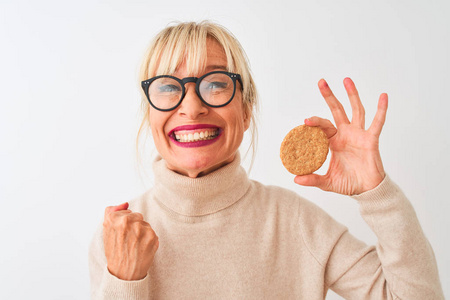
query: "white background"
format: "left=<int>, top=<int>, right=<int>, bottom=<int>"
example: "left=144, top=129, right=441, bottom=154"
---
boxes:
left=1, top=0, right=449, bottom=299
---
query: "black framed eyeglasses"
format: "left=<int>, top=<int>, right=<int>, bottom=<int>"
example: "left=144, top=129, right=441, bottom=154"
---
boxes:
left=141, top=71, right=242, bottom=111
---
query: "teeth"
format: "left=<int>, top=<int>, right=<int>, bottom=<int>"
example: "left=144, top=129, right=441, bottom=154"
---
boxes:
left=174, top=130, right=219, bottom=143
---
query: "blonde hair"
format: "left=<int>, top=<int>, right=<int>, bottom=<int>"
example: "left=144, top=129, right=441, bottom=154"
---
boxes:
left=136, top=21, right=258, bottom=176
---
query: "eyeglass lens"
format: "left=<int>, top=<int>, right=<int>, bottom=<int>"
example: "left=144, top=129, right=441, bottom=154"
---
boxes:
left=148, top=73, right=235, bottom=110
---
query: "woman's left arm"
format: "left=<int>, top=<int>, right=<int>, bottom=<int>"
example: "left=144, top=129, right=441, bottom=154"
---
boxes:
left=295, top=78, right=444, bottom=298
left=294, top=77, right=386, bottom=195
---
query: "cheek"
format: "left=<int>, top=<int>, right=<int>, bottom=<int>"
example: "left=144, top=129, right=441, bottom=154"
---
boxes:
left=148, top=116, right=157, bottom=136
left=148, top=111, right=170, bottom=146
left=226, top=112, right=246, bottom=138
left=232, top=105, right=247, bottom=131
left=148, top=110, right=167, bottom=132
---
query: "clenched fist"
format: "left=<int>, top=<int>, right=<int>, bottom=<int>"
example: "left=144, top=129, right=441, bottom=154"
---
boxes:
left=103, top=202, right=159, bottom=281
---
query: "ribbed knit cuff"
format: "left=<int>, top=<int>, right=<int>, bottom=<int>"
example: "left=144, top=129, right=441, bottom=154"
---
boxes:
left=100, top=266, right=150, bottom=300
left=351, top=174, right=404, bottom=212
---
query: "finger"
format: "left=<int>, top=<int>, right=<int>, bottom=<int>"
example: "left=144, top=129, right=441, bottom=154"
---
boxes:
left=368, top=93, right=388, bottom=137
left=294, top=173, right=329, bottom=191
left=104, top=202, right=129, bottom=217
left=343, top=77, right=365, bottom=128
left=107, top=212, right=144, bottom=230
left=305, top=116, right=337, bottom=139
left=318, top=79, right=350, bottom=126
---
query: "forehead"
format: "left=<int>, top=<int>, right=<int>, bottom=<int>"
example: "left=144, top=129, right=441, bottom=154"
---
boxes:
left=205, top=39, right=227, bottom=65
left=174, top=38, right=228, bottom=77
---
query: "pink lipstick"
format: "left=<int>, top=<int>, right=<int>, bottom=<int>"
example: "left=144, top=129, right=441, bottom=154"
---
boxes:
left=168, top=124, right=222, bottom=148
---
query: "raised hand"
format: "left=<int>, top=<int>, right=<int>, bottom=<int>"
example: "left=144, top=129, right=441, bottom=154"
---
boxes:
left=294, top=78, right=388, bottom=195
left=103, top=202, right=159, bottom=280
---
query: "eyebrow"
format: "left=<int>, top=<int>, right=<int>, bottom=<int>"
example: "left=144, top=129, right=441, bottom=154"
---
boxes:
left=205, top=65, right=228, bottom=72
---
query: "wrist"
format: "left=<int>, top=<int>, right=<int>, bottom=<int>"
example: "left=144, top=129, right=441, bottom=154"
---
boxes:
left=107, top=265, right=148, bottom=281
left=358, top=171, right=385, bottom=195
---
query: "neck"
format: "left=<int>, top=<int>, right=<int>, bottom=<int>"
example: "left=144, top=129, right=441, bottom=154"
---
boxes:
left=152, top=151, right=250, bottom=218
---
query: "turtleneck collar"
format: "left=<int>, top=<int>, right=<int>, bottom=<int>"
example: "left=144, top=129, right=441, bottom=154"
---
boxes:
left=152, top=152, right=251, bottom=217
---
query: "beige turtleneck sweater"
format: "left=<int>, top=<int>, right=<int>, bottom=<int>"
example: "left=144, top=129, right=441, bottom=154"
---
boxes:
left=89, top=154, right=443, bottom=299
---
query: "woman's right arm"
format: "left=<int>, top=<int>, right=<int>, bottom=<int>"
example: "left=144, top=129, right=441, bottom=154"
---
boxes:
left=88, top=202, right=159, bottom=300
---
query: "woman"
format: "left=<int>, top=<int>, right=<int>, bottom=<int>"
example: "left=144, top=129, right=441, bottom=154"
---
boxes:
left=89, top=21, right=443, bottom=299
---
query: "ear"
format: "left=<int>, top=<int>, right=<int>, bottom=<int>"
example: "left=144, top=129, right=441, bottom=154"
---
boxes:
left=243, top=106, right=251, bottom=132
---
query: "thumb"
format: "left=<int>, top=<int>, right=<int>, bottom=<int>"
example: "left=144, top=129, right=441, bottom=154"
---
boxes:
left=294, top=174, right=328, bottom=190
left=104, top=202, right=129, bottom=216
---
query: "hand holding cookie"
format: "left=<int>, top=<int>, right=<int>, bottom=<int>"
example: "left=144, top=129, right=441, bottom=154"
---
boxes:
left=292, top=77, right=388, bottom=195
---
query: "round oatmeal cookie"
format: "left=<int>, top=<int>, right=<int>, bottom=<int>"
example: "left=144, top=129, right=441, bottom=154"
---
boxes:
left=280, top=125, right=329, bottom=175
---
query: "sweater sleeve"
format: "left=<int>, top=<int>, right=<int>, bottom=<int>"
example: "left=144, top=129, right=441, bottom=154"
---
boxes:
left=88, top=223, right=151, bottom=300
left=328, top=174, right=444, bottom=299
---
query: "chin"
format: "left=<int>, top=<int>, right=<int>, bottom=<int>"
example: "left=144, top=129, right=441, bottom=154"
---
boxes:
left=185, top=156, right=220, bottom=173
left=167, top=152, right=232, bottom=178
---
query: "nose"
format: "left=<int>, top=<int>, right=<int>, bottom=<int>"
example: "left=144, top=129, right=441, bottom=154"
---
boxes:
left=177, top=83, right=208, bottom=119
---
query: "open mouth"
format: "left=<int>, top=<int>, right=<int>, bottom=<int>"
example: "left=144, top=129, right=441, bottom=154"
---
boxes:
left=168, top=125, right=222, bottom=146
left=172, top=128, right=220, bottom=142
